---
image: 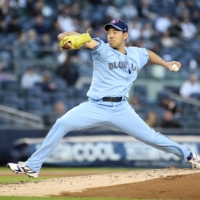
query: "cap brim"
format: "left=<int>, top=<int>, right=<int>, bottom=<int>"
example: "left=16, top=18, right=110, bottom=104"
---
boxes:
left=104, top=24, right=123, bottom=31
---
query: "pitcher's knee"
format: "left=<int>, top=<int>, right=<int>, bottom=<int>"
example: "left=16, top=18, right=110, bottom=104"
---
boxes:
left=55, top=117, right=74, bottom=131
left=56, top=117, right=63, bottom=124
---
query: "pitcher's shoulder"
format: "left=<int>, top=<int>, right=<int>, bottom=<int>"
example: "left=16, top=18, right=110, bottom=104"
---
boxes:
left=90, top=39, right=111, bottom=54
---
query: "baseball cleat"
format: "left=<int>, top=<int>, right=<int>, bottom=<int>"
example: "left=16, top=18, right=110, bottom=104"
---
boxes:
left=7, top=162, right=38, bottom=178
left=188, top=154, right=200, bottom=169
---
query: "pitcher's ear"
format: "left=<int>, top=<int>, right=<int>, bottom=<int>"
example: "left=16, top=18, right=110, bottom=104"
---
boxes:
left=124, top=32, right=128, bottom=41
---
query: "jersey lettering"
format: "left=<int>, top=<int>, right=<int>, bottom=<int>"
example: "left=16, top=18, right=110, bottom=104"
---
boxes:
left=131, top=63, right=140, bottom=74
left=108, top=61, right=127, bottom=70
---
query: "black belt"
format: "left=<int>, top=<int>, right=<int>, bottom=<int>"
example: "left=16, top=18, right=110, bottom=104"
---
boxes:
left=102, top=97, right=122, bottom=102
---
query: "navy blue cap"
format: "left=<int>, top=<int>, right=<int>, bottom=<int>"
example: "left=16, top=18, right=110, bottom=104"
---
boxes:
left=104, top=19, right=128, bottom=32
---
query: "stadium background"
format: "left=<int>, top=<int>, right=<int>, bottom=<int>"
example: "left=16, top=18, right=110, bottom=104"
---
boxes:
left=0, top=0, right=200, bottom=168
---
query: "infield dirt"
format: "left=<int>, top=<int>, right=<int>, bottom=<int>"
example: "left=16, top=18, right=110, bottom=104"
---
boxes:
left=0, top=168, right=200, bottom=199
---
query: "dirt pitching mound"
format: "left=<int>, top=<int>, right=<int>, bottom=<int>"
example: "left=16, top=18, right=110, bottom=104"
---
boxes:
left=0, top=168, right=200, bottom=199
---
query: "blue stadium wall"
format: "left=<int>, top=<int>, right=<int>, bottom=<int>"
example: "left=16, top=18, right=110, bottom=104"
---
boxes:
left=1, top=128, right=200, bottom=168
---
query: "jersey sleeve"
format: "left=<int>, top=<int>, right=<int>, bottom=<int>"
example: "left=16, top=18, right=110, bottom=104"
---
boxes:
left=90, top=38, right=108, bottom=61
left=136, top=48, right=150, bottom=69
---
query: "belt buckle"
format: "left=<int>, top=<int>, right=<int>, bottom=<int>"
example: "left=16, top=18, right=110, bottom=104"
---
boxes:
left=109, top=97, right=112, bottom=102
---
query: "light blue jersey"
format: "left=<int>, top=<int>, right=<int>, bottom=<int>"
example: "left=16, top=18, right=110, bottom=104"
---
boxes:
left=87, top=39, right=149, bottom=99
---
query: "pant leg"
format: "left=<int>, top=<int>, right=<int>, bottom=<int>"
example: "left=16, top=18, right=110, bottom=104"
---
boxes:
left=110, top=102, right=191, bottom=162
left=26, top=101, right=109, bottom=172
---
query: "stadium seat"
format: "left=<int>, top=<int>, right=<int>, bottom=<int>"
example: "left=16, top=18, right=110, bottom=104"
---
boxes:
left=1, top=91, right=18, bottom=103
left=2, top=80, right=21, bottom=91
left=26, top=98, right=43, bottom=111
left=190, top=93, right=200, bottom=100
left=50, top=91, right=67, bottom=103
left=133, top=85, right=147, bottom=97
left=3, top=97, right=25, bottom=111
left=164, top=85, right=180, bottom=94
left=23, top=87, right=43, bottom=98
left=74, top=88, right=88, bottom=98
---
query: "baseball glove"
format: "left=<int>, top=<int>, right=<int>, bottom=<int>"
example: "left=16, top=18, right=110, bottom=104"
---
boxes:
left=59, top=30, right=92, bottom=51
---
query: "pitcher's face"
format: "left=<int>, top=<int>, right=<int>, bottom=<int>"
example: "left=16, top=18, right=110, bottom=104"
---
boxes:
left=107, top=28, right=128, bottom=49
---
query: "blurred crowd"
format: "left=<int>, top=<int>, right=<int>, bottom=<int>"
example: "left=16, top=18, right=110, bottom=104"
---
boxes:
left=1, top=0, right=200, bottom=128
left=0, top=0, right=200, bottom=72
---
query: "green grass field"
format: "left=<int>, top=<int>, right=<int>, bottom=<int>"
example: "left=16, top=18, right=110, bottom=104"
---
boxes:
left=0, top=167, right=152, bottom=200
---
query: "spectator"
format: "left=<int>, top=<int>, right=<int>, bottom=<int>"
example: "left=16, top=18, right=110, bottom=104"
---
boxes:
left=179, top=74, right=200, bottom=98
left=57, top=4, right=77, bottom=32
left=188, top=58, right=198, bottom=72
left=9, top=0, right=26, bottom=16
left=160, top=96, right=181, bottom=115
left=191, top=10, right=200, bottom=25
left=168, top=18, right=182, bottom=38
left=138, top=0, right=157, bottom=20
left=0, top=1, right=11, bottom=19
left=176, top=1, right=190, bottom=20
left=145, top=111, right=159, bottom=128
left=129, top=96, right=142, bottom=109
left=34, top=0, right=44, bottom=16
left=50, top=20, right=62, bottom=41
left=155, top=13, right=171, bottom=33
left=160, top=110, right=182, bottom=128
left=32, top=15, right=48, bottom=34
left=160, top=31, right=175, bottom=48
left=34, top=0, right=53, bottom=18
left=188, top=52, right=200, bottom=72
left=26, top=29, right=39, bottom=58
left=106, top=2, right=122, bottom=19
left=78, top=19, right=91, bottom=34
left=0, top=62, right=14, bottom=81
left=13, top=32, right=29, bottom=58
left=120, top=1, right=138, bottom=21
left=56, top=52, right=79, bottom=87
left=129, top=18, right=142, bottom=41
left=39, top=70, right=57, bottom=92
left=180, top=17, right=196, bottom=39
left=21, top=64, right=42, bottom=89
left=141, top=22, right=155, bottom=39
left=38, top=33, right=54, bottom=58
left=44, top=101, right=67, bottom=126
left=5, top=15, right=22, bottom=34
left=186, top=0, right=199, bottom=16
left=24, top=0, right=35, bottom=17
left=70, top=3, right=81, bottom=19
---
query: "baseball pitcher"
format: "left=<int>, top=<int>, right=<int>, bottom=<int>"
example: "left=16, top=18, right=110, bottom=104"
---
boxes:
left=7, top=19, right=200, bottom=178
